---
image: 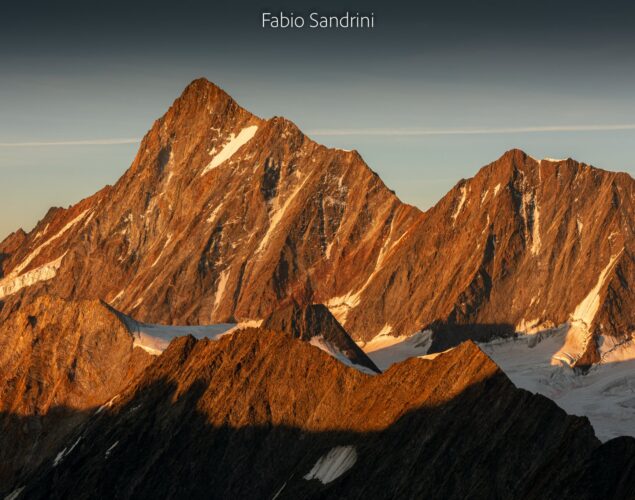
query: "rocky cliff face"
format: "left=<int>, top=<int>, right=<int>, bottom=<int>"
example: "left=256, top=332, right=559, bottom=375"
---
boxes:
left=11, top=330, right=634, bottom=499
left=0, top=295, right=152, bottom=486
left=0, top=79, right=632, bottom=369
left=0, top=79, right=418, bottom=332
left=349, top=149, right=635, bottom=366
left=263, top=302, right=380, bottom=373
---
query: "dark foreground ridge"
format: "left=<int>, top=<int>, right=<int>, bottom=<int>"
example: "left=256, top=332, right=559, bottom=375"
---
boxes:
left=9, top=330, right=635, bottom=499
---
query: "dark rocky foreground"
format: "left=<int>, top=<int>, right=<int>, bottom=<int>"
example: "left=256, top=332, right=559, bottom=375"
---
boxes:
left=8, top=330, right=634, bottom=500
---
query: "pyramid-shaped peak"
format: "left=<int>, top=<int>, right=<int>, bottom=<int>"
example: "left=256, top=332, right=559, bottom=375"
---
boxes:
left=179, top=77, right=233, bottom=103
left=163, top=77, right=253, bottom=122
left=263, top=303, right=381, bottom=373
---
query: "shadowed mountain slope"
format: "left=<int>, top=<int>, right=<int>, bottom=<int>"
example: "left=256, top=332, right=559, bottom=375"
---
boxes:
left=8, top=330, right=634, bottom=499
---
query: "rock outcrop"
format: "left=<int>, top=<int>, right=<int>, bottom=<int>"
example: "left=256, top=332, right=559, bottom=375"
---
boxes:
left=263, top=302, right=380, bottom=373
left=0, top=295, right=152, bottom=486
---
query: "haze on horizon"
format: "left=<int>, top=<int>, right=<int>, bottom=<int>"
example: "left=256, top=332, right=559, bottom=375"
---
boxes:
left=1, top=0, right=635, bottom=239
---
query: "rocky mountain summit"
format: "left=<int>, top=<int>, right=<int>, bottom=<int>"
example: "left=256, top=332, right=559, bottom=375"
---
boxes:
left=262, top=302, right=381, bottom=373
left=0, top=295, right=152, bottom=486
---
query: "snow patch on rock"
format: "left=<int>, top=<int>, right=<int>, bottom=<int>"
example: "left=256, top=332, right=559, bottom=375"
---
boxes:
left=362, top=330, right=433, bottom=371
left=480, top=188, right=489, bottom=204
left=452, top=185, right=467, bottom=222
left=572, top=252, right=621, bottom=326
left=552, top=251, right=622, bottom=366
left=576, top=216, right=584, bottom=235
left=212, top=269, right=230, bottom=314
left=105, top=441, right=118, bottom=459
left=202, top=125, right=258, bottom=174
left=124, top=318, right=237, bottom=355
left=206, top=202, right=224, bottom=224
left=53, top=437, right=81, bottom=467
left=95, top=395, right=120, bottom=415
left=150, top=233, right=172, bottom=267
left=4, top=486, right=24, bottom=500
left=309, top=336, right=376, bottom=375
left=304, top=446, right=357, bottom=484
left=12, top=209, right=88, bottom=276
left=0, top=253, right=66, bottom=299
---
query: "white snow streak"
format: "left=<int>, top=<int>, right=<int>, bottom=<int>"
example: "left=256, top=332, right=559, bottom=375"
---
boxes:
left=480, top=188, right=489, bottom=204
left=212, top=269, right=230, bottom=314
left=452, top=185, right=467, bottom=222
left=304, top=446, right=357, bottom=484
left=95, top=395, right=120, bottom=415
left=150, top=233, right=172, bottom=267
left=571, top=252, right=621, bottom=327
left=12, top=209, right=88, bottom=276
left=206, top=203, right=224, bottom=224
left=105, top=441, right=119, bottom=459
left=202, top=125, right=258, bottom=174
left=3, top=487, right=24, bottom=500
left=53, top=437, right=81, bottom=467
left=530, top=200, right=541, bottom=255
left=552, top=251, right=622, bottom=368
left=0, top=253, right=66, bottom=299
left=256, top=173, right=312, bottom=254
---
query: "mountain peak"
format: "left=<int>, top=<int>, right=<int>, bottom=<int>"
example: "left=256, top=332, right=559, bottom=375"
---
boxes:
left=179, top=77, right=233, bottom=104
left=161, top=77, right=253, bottom=129
left=263, top=303, right=381, bottom=373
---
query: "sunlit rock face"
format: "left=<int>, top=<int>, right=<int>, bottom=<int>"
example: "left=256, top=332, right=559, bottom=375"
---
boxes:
left=2, top=80, right=633, bottom=366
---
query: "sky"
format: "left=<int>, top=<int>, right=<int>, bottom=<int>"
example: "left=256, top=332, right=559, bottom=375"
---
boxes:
left=1, top=0, right=635, bottom=238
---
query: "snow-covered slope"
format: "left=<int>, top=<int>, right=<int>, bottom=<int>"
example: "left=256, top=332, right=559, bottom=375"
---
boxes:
left=308, top=336, right=377, bottom=375
left=363, top=327, right=635, bottom=441
left=480, top=327, right=635, bottom=442
left=123, top=319, right=238, bottom=355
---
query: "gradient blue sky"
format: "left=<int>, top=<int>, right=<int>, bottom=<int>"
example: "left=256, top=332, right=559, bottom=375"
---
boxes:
left=1, top=0, right=635, bottom=238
